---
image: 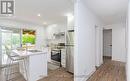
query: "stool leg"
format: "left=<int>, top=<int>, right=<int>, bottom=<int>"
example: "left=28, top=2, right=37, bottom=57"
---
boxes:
left=23, top=58, right=28, bottom=81
left=5, top=57, right=10, bottom=81
left=5, top=58, right=8, bottom=81
left=9, top=59, right=14, bottom=80
left=7, top=58, right=12, bottom=81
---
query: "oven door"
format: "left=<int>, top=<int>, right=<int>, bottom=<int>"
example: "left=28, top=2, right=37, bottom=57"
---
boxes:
left=51, top=50, right=61, bottom=62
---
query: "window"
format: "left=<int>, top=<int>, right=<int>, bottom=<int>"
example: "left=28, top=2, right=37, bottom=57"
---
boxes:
left=22, top=29, right=36, bottom=48
left=22, top=29, right=36, bottom=45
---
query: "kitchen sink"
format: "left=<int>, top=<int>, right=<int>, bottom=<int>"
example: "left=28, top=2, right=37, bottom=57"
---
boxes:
left=28, top=49, right=42, bottom=53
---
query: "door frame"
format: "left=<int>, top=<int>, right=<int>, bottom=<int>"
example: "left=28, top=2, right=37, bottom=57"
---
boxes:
left=103, top=29, right=112, bottom=60
left=95, top=27, right=113, bottom=67
left=95, top=26, right=103, bottom=67
left=0, top=27, right=2, bottom=67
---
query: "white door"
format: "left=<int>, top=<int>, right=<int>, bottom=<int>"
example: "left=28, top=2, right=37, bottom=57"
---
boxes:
left=0, top=28, right=12, bottom=66
left=1, top=28, right=21, bottom=66
left=103, top=29, right=112, bottom=57
left=1, top=30, right=12, bottom=66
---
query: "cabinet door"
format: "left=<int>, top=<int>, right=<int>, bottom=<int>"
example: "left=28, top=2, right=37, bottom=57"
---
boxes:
left=61, top=49, right=66, bottom=67
left=29, top=54, right=47, bottom=81
left=19, top=59, right=28, bottom=80
left=66, top=46, right=74, bottom=73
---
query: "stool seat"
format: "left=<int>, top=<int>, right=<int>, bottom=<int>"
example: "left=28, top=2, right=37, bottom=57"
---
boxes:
left=9, top=56, right=26, bottom=61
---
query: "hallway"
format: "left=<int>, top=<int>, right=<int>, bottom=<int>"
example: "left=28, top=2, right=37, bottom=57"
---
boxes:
left=87, top=61, right=126, bottom=81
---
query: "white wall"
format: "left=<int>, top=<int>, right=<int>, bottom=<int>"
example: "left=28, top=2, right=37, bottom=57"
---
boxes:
left=67, top=14, right=74, bottom=30
left=0, top=19, right=46, bottom=49
left=104, top=23, right=127, bottom=62
left=74, top=1, right=103, bottom=81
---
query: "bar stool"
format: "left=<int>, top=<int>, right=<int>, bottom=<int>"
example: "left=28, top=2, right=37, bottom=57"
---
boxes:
left=4, top=45, right=28, bottom=81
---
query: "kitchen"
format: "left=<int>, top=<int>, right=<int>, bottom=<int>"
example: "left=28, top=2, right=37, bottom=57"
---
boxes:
left=0, top=0, right=74, bottom=81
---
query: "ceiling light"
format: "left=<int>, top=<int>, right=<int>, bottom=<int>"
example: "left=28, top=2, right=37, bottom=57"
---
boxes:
left=67, top=13, right=73, bottom=17
left=65, top=13, right=74, bottom=21
left=65, top=13, right=73, bottom=17
left=43, top=22, right=47, bottom=25
left=37, top=14, right=41, bottom=17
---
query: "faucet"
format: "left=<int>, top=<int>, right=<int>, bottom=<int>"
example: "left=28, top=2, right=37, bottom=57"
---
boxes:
left=25, top=43, right=31, bottom=51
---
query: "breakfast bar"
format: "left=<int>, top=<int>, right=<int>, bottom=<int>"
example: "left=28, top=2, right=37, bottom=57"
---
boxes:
left=12, top=49, right=48, bottom=81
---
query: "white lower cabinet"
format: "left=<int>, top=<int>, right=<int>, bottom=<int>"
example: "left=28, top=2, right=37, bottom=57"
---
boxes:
left=61, top=49, right=66, bottom=67
left=19, top=53, right=47, bottom=81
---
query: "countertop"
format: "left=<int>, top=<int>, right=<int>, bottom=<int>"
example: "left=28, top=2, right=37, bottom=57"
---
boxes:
left=12, top=49, right=47, bottom=57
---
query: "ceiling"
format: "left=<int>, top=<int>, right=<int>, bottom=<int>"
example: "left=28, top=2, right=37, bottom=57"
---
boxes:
left=83, top=0, right=128, bottom=25
left=0, top=0, right=73, bottom=26
left=0, top=0, right=128, bottom=26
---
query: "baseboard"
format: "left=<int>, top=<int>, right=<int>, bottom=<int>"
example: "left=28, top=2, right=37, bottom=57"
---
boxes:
left=83, top=68, right=96, bottom=81
left=75, top=67, right=96, bottom=81
left=112, top=59, right=126, bottom=63
left=103, top=56, right=112, bottom=59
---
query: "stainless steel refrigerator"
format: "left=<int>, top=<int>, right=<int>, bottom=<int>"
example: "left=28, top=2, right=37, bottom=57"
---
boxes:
left=66, top=30, right=74, bottom=73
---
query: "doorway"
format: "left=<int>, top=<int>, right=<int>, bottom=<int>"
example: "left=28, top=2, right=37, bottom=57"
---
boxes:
left=103, top=29, right=112, bottom=62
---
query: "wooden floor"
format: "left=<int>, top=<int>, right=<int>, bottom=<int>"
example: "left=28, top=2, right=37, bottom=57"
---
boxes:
left=38, top=68, right=74, bottom=81
left=0, top=66, right=73, bottom=81
left=0, top=64, right=26, bottom=81
left=0, top=60, right=126, bottom=81
left=87, top=60, right=126, bottom=81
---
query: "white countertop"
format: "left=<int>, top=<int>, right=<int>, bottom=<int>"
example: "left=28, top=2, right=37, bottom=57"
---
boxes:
left=12, top=49, right=47, bottom=57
